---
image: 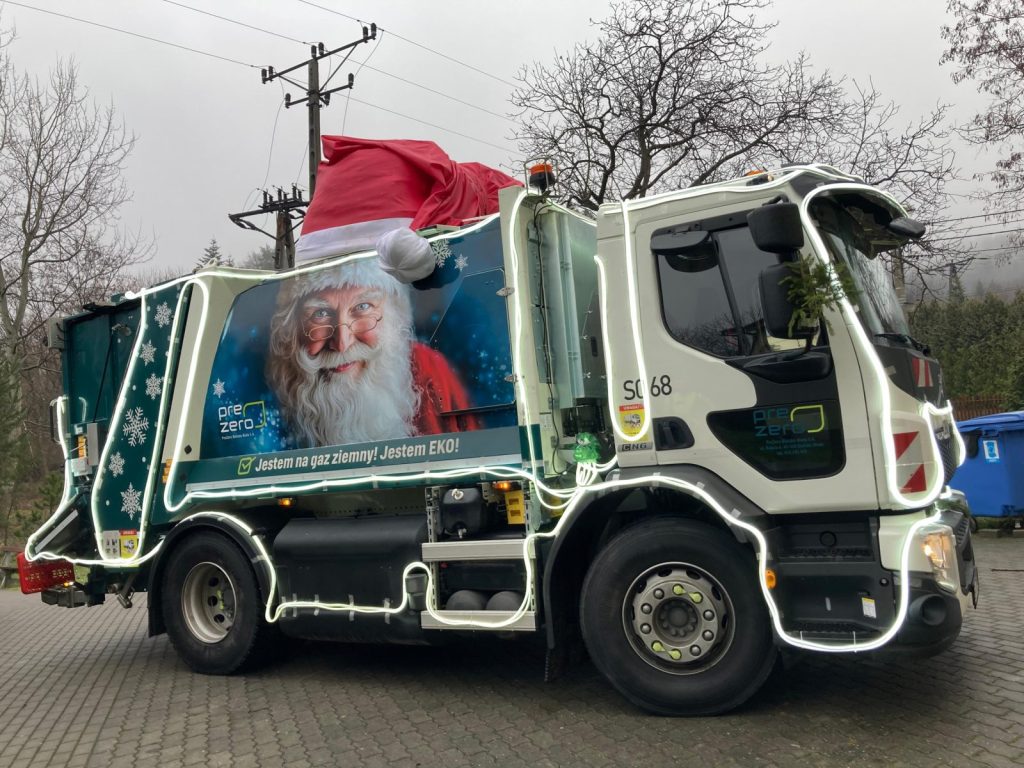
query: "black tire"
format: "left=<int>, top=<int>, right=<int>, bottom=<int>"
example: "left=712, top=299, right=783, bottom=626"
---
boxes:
left=968, top=515, right=978, bottom=534
left=162, top=531, right=281, bottom=675
left=580, top=518, right=776, bottom=716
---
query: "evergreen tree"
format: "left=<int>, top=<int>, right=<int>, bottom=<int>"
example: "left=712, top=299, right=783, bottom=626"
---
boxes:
left=196, top=237, right=233, bottom=270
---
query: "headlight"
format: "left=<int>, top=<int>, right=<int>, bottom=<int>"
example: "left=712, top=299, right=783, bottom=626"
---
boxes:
left=920, top=525, right=957, bottom=593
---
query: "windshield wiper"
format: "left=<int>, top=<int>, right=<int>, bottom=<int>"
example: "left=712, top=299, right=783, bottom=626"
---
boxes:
left=874, top=332, right=931, bottom=356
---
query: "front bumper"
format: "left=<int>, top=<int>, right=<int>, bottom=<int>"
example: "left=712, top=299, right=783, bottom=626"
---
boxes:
left=768, top=504, right=978, bottom=653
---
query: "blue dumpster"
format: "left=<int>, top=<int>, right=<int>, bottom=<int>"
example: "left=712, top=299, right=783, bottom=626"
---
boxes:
left=954, top=411, right=1024, bottom=518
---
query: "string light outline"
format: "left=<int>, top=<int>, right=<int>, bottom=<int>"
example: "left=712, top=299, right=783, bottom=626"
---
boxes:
left=26, top=177, right=965, bottom=650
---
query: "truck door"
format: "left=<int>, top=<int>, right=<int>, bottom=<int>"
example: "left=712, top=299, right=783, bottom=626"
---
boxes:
left=608, top=200, right=879, bottom=515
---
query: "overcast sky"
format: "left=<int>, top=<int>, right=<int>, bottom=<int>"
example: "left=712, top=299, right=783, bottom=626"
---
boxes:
left=0, top=0, right=1004, bottom=279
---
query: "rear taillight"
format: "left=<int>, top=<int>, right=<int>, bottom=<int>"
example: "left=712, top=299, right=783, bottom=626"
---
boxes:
left=17, top=553, right=75, bottom=594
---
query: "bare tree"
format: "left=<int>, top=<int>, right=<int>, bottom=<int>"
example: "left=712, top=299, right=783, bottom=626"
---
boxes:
left=0, top=43, right=147, bottom=477
left=942, top=1, right=1024, bottom=198
left=941, top=0, right=1024, bottom=256
left=513, top=0, right=962, bottom=284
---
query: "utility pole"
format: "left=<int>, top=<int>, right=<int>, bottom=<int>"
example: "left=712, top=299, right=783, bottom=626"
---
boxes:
left=261, top=24, right=377, bottom=197
left=893, top=247, right=907, bottom=306
left=228, top=187, right=307, bottom=271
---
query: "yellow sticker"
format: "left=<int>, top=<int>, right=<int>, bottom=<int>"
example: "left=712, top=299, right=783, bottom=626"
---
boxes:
left=505, top=490, right=526, bottom=525
left=119, top=530, right=139, bottom=558
left=618, top=403, right=645, bottom=437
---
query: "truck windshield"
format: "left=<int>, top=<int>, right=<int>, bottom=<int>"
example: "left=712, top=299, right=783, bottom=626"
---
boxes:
left=808, top=192, right=911, bottom=338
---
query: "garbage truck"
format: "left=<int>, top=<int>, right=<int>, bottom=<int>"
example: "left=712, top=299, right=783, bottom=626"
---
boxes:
left=23, top=162, right=979, bottom=715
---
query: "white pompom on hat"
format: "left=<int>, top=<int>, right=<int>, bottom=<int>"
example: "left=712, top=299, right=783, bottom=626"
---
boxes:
left=376, top=227, right=435, bottom=284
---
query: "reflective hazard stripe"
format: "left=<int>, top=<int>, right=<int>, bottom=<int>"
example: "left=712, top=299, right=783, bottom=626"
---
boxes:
left=893, top=431, right=926, bottom=493
left=912, top=357, right=933, bottom=388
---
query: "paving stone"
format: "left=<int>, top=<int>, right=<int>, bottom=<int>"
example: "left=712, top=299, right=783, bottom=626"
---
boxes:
left=0, top=533, right=1021, bottom=767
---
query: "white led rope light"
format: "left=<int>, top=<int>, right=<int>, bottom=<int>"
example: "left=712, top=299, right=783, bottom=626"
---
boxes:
left=152, top=211, right=947, bottom=644
left=179, top=471, right=946, bottom=647
left=610, top=198, right=651, bottom=442
left=798, top=183, right=961, bottom=509
left=81, top=288, right=191, bottom=566
left=595, top=164, right=862, bottom=445
left=27, top=175, right=957, bottom=651
left=25, top=396, right=81, bottom=561
left=29, top=286, right=194, bottom=568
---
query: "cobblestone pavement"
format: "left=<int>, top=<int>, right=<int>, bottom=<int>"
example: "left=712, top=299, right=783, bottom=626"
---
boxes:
left=0, top=533, right=1020, bottom=768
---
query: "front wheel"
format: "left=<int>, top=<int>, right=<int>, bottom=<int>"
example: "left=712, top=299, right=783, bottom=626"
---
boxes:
left=162, top=531, right=280, bottom=675
left=580, top=518, right=776, bottom=715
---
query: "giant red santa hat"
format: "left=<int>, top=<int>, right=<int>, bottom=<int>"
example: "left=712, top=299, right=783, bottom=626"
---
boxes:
left=295, top=137, right=522, bottom=282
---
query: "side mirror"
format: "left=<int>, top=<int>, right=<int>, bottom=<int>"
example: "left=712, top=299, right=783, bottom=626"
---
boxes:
left=887, top=216, right=926, bottom=240
left=747, top=202, right=804, bottom=256
left=650, top=229, right=710, bottom=256
left=651, top=228, right=717, bottom=273
left=759, top=263, right=814, bottom=339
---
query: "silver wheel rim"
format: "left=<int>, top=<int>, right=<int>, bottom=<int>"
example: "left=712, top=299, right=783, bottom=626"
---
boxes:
left=181, top=561, right=237, bottom=644
left=622, top=561, right=735, bottom=675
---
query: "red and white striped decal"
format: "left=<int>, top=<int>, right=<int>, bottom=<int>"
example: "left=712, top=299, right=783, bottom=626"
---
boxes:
left=912, top=357, right=933, bottom=388
left=893, top=430, right=926, bottom=493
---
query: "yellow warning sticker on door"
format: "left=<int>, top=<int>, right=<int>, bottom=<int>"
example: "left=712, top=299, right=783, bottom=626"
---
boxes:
left=861, top=596, right=877, bottom=619
left=618, top=403, right=645, bottom=437
left=119, top=530, right=139, bottom=558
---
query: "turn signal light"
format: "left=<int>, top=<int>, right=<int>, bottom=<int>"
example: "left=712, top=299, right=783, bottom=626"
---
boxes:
left=764, top=569, right=777, bottom=589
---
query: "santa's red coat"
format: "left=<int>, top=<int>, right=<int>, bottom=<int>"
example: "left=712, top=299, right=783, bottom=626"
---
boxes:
left=410, top=343, right=481, bottom=435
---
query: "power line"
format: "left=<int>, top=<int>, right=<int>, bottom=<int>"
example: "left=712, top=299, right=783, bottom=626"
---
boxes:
left=162, top=0, right=513, bottom=122
left=345, top=94, right=518, bottom=154
left=158, top=0, right=314, bottom=46
left=966, top=244, right=1024, bottom=255
left=936, top=216, right=1024, bottom=235
left=926, top=206, right=1024, bottom=225
left=5, top=1, right=522, bottom=160
left=260, top=82, right=288, bottom=191
left=342, top=31, right=384, bottom=136
left=930, top=226, right=1024, bottom=242
left=2, top=0, right=260, bottom=68
left=293, top=0, right=517, bottom=88
left=356, top=59, right=513, bottom=122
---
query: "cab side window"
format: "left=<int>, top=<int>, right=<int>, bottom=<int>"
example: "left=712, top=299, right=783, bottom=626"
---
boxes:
left=655, top=224, right=779, bottom=358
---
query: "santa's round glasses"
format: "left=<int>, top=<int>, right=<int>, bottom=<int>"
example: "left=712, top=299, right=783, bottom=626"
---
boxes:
left=303, top=315, right=381, bottom=342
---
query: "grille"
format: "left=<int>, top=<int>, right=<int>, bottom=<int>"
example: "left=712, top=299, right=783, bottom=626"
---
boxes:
left=782, top=547, right=874, bottom=561
left=786, top=621, right=882, bottom=637
left=953, top=516, right=970, bottom=548
left=937, top=434, right=957, bottom=485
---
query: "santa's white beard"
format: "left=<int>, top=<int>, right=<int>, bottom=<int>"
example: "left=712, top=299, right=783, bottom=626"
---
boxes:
left=282, top=320, right=419, bottom=447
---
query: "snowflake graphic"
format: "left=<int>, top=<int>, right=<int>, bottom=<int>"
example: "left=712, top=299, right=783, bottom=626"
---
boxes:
left=145, top=373, right=163, bottom=400
left=108, top=452, right=125, bottom=477
left=431, top=239, right=452, bottom=268
left=454, top=254, right=469, bottom=272
left=154, top=302, right=172, bottom=328
left=139, top=340, right=157, bottom=365
left=122, top=407, right=150, bottom=447
left=212, top=379, right=226, bottom=398
left=121, top=483, right=142, bottom=519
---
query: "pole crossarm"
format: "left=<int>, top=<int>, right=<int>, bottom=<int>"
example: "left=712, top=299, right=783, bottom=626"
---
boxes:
left=259, top=23, right=376, bottom=198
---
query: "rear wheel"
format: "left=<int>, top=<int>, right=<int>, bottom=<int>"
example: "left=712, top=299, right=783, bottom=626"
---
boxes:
left=580, top=518, right=776, bottom=715
left=162, top=531, right=280, bottom=674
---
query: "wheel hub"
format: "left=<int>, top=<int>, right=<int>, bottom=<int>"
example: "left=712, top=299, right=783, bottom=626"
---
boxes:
left=625, top=564, right=733, bottom=672
left=181, top=562, right=237, bottom=644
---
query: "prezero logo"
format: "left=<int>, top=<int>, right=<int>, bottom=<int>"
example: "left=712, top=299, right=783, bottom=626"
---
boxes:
left=219, top=400, right=266, bottom=436
left=753, top=404, right=825, bottom=437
